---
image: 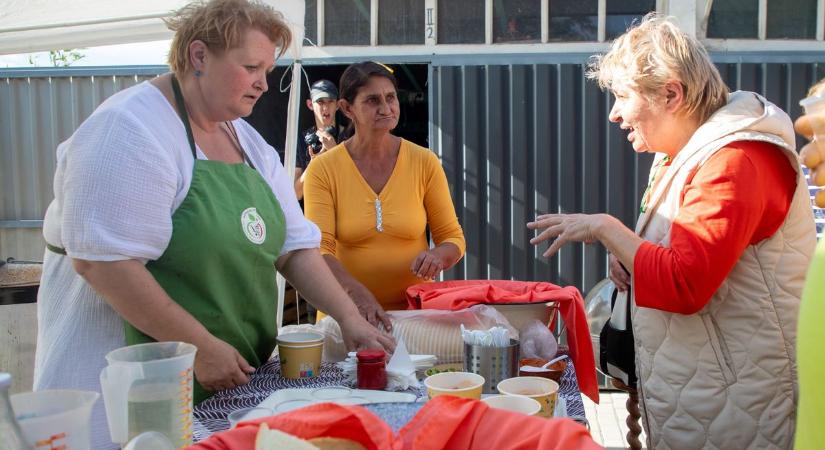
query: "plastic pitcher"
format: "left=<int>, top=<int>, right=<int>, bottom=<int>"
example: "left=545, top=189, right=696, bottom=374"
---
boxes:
left=99, top=341, right=197, bottom=447
left=10, top=389, right=99, bottom=450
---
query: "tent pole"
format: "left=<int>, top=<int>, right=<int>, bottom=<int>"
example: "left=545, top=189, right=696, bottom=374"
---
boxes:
left=277, top=60, right=303, bottom=331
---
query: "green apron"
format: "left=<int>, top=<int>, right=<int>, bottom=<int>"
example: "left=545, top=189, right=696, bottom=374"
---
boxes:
left=124, top=76, right=286, bottom=404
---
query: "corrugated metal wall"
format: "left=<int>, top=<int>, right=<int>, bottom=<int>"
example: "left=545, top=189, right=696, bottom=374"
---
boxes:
left=2, top=61, right=824, bottom=277
left=432, top=61, right=825, bottom=297
left=0, top=68, right=163, bottom=260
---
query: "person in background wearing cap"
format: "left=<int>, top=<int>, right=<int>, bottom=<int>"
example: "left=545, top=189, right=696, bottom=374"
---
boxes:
left=294, top=79, right=345, bottom=200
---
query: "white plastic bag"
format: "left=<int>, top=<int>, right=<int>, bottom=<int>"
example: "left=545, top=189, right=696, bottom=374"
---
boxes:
left=519, top=319, right=558, bottom=360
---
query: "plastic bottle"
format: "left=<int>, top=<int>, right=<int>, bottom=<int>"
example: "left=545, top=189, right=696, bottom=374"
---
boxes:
left=0, top=373, right=28, bottom=450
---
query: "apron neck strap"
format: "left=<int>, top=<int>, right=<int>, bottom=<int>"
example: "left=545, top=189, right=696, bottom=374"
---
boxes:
left=170, top=75, right=256, bottom=171
left=171, top=74, right=198, bottom=158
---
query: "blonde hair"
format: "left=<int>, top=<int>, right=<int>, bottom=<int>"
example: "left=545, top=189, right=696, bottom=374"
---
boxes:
left=587, top=13, right=728, bottom=123
left=807, top=78, right=825, bottom=97
left=165, top=0, right=291, bottom=77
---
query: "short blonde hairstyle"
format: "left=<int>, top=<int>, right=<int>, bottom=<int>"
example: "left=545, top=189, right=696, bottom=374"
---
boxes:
left=807, top=78, right=825, bottom=97
left=587, top=13, right=728, bottom=123
left=165, top=0, right=291, bottom=77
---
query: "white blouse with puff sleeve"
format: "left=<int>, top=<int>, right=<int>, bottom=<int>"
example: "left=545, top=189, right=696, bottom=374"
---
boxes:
left=35, top=81, right=319, bottom=449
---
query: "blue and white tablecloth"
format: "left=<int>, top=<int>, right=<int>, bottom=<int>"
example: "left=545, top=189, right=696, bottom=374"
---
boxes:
left=193, top=356, right=587, bottom=440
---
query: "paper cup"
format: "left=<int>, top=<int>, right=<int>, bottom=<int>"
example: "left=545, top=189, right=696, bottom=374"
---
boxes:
left=277, top=332, right=323, bottom=379
left=496, top=376, right=559, bottom=418
left=481, top=395, right=542, bottom=416
left=423, top=372, right=484, bottom=400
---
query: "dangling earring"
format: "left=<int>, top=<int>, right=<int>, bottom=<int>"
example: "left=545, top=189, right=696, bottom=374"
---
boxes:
left=194, top=69, right=202, bottom=77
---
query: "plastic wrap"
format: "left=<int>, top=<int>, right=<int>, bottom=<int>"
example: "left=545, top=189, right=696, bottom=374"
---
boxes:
left=519, top=319, right=558, bottom=360
left=388, top=304, right=518, bottom=365
left=280, top=305, right=518, bottom=365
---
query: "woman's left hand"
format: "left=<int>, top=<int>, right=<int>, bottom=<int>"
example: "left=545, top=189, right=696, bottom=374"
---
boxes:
left=339, top=313, right=397, bottom=354
left=411, top=249, right=446, bottom=280
left=527, top=213, right=605, bottom=257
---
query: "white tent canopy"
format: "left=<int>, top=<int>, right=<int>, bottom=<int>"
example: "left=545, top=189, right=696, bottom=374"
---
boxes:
left=0, top=0, right=306, bottom=329
left=0, top=0, right=304, bottom=56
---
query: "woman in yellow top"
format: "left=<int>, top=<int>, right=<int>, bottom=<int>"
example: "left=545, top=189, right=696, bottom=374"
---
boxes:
left=304, top=62, right=466, bottom=328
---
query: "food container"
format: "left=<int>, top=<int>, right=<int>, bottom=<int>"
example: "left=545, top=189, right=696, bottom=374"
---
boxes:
left=463, top=339, right=519, bottom=394
left=518, top=357, right=567, bottom=383
left=356, top=349, right=387, bottom=390
left=423, top=372, right=484, bottom=400
left=496, top=376, right=559, bottom=418
left=277, top=332, right=324, bottom=379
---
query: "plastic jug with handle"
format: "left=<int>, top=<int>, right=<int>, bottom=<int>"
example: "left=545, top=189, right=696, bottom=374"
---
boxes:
left=100, top=341, right=197, bottom=448
left=10, top=389, right=99, bottom=450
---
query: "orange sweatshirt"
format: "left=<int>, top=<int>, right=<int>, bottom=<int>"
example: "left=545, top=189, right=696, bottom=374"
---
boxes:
left=634, top=141, right=797, bottom=314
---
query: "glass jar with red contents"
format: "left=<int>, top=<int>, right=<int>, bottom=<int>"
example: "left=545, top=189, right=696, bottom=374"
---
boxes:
left=356, top=349, right=387, bottom=390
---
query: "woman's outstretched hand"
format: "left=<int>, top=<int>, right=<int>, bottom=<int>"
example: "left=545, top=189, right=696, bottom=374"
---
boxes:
left=527, top=213, right=606, bottom=258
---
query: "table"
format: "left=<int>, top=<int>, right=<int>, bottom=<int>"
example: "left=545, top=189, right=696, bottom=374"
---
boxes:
left=193, top=356, right=587, bottom=440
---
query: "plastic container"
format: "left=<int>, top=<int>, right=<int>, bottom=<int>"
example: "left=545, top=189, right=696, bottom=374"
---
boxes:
left=277, top=332, right=324, bottom=379
left=10, top=389, right=99, bottom=449
left=99, top=341, right=196, bottom=447
left=123, top=431, right=175, bottom=450
left=463, top=339, right=519, bottom=393
left=0, top=373, right=27, bottom=450
left=356, top=349, right=387, bottom=390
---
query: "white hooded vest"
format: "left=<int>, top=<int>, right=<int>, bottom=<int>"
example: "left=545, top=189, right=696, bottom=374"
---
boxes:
left=631, top=91, right=816, bottom=450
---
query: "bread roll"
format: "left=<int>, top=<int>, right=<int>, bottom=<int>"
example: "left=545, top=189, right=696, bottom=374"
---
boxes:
left=254, top=424, right=366, bottom=450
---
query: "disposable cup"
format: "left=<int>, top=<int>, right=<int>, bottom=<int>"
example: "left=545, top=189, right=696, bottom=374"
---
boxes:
left=481, top=394, right=542, bottom=416
left=423, top=371, right=484, bottom=400
left=496, top=376, right=559, bottom=418
left=277, top=332, right=324, bottom=379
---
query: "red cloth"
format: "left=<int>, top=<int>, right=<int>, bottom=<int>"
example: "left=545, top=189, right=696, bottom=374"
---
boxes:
left=186, top=397, right=601, bottom=450
left=186, top=402, right=395, bottom=450
left=634, top=141, right=797, bottom=314
left=405, top=280, right=599, bottom=403
left=398, top=396, right=601, bottom=450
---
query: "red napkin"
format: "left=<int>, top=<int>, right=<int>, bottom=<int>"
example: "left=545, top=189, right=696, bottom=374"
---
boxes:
left=186, top=397, right=602, bottom=450
left=405, top=280, right=599, bottom=403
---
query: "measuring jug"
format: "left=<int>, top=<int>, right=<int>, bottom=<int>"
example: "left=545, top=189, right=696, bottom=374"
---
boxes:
left=99, top=341, right=196, bottom=447
left=10, top=390, right=99, bottom=450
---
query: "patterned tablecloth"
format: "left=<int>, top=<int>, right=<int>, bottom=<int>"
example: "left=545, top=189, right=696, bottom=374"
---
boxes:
left=193, top=356, right=587, bottom=440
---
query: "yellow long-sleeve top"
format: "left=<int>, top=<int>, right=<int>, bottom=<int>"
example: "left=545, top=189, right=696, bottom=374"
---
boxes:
left=303, top=139, right=466, bottom=311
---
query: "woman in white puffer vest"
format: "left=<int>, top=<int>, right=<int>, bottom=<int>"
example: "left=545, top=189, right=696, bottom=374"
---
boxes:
left=528, top=14, right=817, bottom=450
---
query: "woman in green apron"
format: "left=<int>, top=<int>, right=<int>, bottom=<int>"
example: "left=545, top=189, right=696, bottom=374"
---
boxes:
left=34, top=2, right=393, bottom=447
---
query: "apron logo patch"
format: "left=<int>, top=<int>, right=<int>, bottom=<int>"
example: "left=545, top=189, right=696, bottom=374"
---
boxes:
left=241, top=207, right=266, bottom=244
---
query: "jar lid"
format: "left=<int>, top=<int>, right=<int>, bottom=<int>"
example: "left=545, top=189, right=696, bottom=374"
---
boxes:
left=356, top=349, right=386, bottom=362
